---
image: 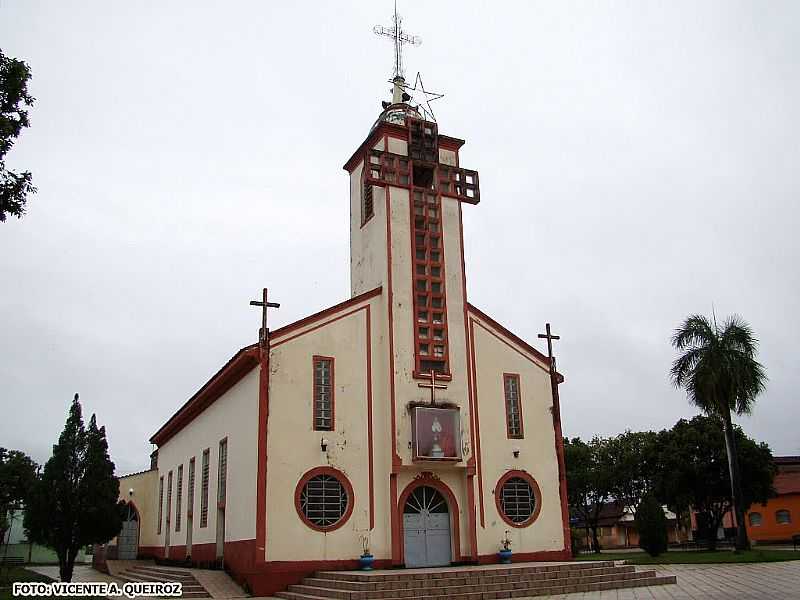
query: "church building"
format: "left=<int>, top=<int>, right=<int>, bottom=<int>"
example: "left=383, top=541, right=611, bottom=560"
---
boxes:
left=108, top=13, right=571, bottom=596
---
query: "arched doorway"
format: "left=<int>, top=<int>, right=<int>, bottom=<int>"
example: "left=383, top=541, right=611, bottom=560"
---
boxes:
left=402, top=485, right=452, bottom=567
left=118, top=502, right=139, bottom=560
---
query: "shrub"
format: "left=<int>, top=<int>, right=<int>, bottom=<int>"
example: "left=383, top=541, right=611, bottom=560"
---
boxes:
left=636, top=494, right=668, bottom=557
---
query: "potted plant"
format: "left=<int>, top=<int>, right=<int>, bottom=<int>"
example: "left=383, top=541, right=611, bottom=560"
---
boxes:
left=358, top=534, right=374, bottom=571
left=498, top=531, right=513, bottom=564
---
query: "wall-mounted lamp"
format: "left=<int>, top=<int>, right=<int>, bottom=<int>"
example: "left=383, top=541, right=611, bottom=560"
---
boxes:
left=128, top=488, right=134, bottom=497
left=512, top=447, right=520, bottom=459
left=320, top=438, right=328, bottom=452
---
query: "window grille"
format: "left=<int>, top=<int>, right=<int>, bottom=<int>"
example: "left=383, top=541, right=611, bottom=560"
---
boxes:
left=218, top=439, right=228, bottom=504
left=300, top=474, right=348, bottom=528
left=749, top=512, right=762, bottom=526
left=362, top=182, right=374, bottom=223
left=776, top=509, right=791, bottom=524
left=499, top=476, right=536, bottom=524
left=166, top=471, right=173, bottom=529
left=313, top=357, right=334, bottom=431
left=504, top=374, right=523, bottom=438
left=187, top=457, right=195, bottom=518
left=175, top=464, right=183, bottom=532
left=200, top=449, right=210, bottom=527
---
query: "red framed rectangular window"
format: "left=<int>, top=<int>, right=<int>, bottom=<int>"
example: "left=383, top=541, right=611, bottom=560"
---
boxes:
left=217, top=438, right=228, bottom=507
left=504, top=373, right=524, bottom=438
left=166, top=471, right=173, bottom=530
left=313, top=356, right=335, bottom=430
left=187, top=457, right=195, bottom=519
left=200, top=448, right=210, bottom=528
left=175, top=464, right=183, bottom=532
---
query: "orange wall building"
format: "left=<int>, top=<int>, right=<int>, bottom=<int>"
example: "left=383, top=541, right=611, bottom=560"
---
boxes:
left=746, top=456, right=800, bottom=543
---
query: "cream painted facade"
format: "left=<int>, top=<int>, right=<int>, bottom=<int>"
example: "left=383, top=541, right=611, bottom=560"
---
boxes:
left=128, top=90, right=569, bottom=596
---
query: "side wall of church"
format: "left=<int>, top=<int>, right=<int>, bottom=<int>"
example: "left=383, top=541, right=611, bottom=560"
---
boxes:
left=265, top=293, right=386, bottom=563
left=469, top=312, right=567, bottom=557
left=152, top=367, right=260, bottom=559
left=350, top=160, right=388, bottom=298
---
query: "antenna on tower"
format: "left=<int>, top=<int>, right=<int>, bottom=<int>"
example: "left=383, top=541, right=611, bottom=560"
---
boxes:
left=372, top=3, right=445, bottom=122
left=373, top=1, right=421, bottom=82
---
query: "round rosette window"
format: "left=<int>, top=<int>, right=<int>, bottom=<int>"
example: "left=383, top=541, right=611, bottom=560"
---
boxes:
left=295, top=467, right=354, bottom=532
left=495, top=470, right=542, bottom=527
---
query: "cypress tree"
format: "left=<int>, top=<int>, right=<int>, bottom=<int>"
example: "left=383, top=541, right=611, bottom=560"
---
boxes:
left=25, top=395, right=120, bottom=582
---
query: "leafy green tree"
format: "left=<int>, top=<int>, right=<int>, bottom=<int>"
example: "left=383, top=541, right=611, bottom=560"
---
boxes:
left=605, top=430, right=661, bottom=516
left=636, top=494, right=668, bottom=556
left=25, top=395, right=121, bottom=582
left=655, top=416, right=775, bottom=550
left=0, top=448, right=38, bottom=573
left=0, top=49, right=36, bottom=222
left=670, top=314, right=767, bottom=550
left=564, top=437, right=613, bottom=553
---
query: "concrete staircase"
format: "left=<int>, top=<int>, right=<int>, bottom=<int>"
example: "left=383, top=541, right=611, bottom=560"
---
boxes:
left=116, top=564, right=211, bottom=598
left=275, top=561, right=676, bottom=600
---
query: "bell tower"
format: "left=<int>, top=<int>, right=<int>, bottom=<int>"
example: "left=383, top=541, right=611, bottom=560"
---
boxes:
left=343, top=35, right=480, bottom=380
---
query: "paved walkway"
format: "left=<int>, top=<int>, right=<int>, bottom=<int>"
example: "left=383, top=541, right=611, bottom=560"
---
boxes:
left=29, top=560, right=800, bottom=599
left=528, top=561, right=800, bottom=599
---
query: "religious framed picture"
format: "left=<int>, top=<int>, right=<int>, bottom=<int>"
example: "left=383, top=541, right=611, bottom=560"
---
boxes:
left=412, top=407, right=462, bottom=461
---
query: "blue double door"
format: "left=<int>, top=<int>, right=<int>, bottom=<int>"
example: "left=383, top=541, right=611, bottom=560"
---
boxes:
left=402, top=485, right=452, bottom=568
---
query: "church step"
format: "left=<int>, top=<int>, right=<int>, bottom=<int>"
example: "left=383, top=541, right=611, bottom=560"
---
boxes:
left=124, top=568, right=198, bottom=582
left=117, top=575, right=207, bottom=593
left=129, top=566, right=199, bottom=579
left=276, top=575, right=676, bottom=600
left=287, top=570, right=662, bottom=600
left=314, top=561, right=618, bottom=583
left=303, top=565, right=636, bottom=591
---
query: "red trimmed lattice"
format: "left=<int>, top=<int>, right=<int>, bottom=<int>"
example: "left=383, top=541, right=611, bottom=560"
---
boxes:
left=364, top=149, right=411, bottom=186
left=411, top=187, right=450, bottom=376
left=438, top=165, right=480, bottom=203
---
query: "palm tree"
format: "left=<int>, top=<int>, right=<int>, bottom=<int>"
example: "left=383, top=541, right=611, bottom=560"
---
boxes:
left=670, top=314, right=766, bottom=551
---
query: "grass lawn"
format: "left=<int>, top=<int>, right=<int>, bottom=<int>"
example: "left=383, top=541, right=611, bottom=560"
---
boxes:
left=0, top=567, right=103, bottom=600
left=576, top=549, right=800, bottom=564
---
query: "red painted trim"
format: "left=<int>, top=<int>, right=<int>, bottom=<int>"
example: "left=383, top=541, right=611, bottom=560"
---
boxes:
left=186, top=456, right=195, bottom=521
left=409, top=186, right=452, bottom=376
left=385, top=186, right=401, bottom=469
left=471, top=318, right=552, bottom=377
left=343, top=121, right=409, bottom=172
left=365, top=305, right=375, bottom=530
left=494, top=470, right=543, bottom=528
left=398, top=476, right=462, bottom=564
left=270, top=287, right=382, bottom=342
left=200, top=448, right=210, bottom=528
left=550, top=364, right=572, bottom=555
left=439, top=134, right=466, bottom=152
left=466, top=472, right=477, bottom=560
left=245, top=558, right=393, bottom=597
left=502, top=373, right=524, bottom=439
left=255, top=336, right=269, bottom=564
left=294, top=466, right=355, bottom=533
left=467, top=304, right=561, bottom=377
left=390, top=474, right=400, bottom=564
left=150, top=346, right=259, bottom=445
left=217, top=436, right=228, bottom=508
left=457, top=202, right=480, bottom=555
left=467, top=319, right=485, bottom=527
left=311, top=355, right=335, bottom=431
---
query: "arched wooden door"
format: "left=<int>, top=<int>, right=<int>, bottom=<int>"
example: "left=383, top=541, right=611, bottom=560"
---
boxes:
left=118, top=502, right=139, bottom=560
left=402, top=485, right=451, bottom=567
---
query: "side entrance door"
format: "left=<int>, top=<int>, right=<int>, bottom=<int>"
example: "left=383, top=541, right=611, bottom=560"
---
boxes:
left=117, top=504, right=139, bottom=560
left=403, top=486, right=451, bottom=568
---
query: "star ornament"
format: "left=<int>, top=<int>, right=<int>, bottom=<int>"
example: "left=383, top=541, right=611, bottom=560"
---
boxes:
left=396, top=72, right=445, bottom=122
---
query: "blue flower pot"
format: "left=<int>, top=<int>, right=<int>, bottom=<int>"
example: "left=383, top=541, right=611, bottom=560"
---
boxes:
left=359, top=553, right=374, bottom=570
left=498, top=548, right=512, bottom=564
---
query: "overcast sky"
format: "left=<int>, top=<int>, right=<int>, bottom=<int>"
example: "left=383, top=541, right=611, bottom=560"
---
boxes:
left=1, top=1, right=798, bottom=475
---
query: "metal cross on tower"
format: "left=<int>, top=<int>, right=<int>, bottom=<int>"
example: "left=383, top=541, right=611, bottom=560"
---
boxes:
left=418, top=369, right=448, bottom=406
left=373, top=2, right=421, bottom=80
left=249, top=288, right=280, bottom=349
left=537, top=323, right=561, bottom=372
